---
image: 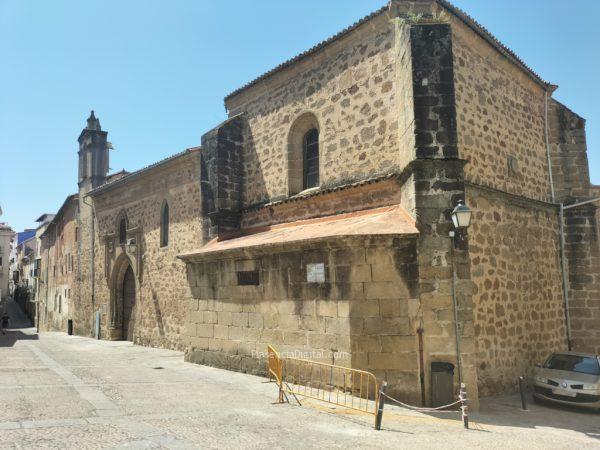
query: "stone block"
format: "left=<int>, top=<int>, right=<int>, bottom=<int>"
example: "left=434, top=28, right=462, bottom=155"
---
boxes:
left=260, top=329, right=284, bottom=344
left=324, top=317, right=350, bottom=334
left=380, top=335, right=417, bottom=353
left=316, top=300, right=337, bottom=317
left=184, top=322, right=197, bottom=337
left=202, top=310, right=218, bottom=324
left=308, top=332, right=337, bottom=350
left=228, top=326, right=245, bottom=341
left=283, top=331, right=307, bottom=346
left=349, top=300, right=380, bottom=318
left=188, top=336, right=209, bottom=350
left=243, top=327, right=261, bottom=342
left=299, top=315, right=325, bottom=332
left=365, top=282, right=409, bottom=299
left=196, top=323, right=214, bottom=338
left=217, top=311, right=233, bottom=326
left=351, top=335, right=382, bottom=353
left=364, top=317, right=410, bottom=335
left=334, top=264, right=372, bottom=283
left=368, top=352, right=418, bottom=370
left=248, top=312, right=263, bottom=329
left=231, top=312, right=249, bottom=327
left=278, top=314, right=300, bottom=331
left=189, top=310, right=203, bottom=323
left=214, top=324, right=229, bottom=340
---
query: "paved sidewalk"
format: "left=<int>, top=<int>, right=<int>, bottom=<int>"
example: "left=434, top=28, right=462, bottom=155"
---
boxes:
left=0, top=298, right=599, bottom=449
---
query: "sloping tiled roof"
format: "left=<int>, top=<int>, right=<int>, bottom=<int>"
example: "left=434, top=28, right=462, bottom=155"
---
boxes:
left=87, top=147, right=201, bottom=197
left=178, top=204, right=418, bottom=261
left=224, top=0, right=549, bottom=102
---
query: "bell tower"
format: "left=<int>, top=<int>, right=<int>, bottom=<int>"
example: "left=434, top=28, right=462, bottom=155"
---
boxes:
left=78, top=110, right=109, bottom=194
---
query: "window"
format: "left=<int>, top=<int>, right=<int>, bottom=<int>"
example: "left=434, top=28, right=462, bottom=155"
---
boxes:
left=119, top=217, right=127, bottom=244
left=160, top=202, right=169, bottom=247
left=237, top=270, right=259, bottom=286
left=287, top=112, right=320, bottom=195
left=303, top=128, right=319, bottom=189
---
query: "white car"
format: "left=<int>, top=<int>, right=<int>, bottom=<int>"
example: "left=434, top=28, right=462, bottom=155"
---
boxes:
left=533, top=352, right=600, bottom=411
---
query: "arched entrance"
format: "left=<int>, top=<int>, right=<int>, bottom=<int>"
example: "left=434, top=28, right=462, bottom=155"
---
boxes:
left=122, top=265, right=136, bottom=341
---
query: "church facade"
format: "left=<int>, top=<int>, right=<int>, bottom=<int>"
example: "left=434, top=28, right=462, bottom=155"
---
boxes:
left=41, top=0, right=598, bottom=407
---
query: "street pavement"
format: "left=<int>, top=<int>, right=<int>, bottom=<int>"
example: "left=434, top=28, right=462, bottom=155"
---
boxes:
left=0, top=298, right=599, bottom=449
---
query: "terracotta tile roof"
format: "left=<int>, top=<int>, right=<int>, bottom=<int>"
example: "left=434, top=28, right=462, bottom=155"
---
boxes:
left=224, top=0, right=549, bottom=103
left=178, top=204, right=418, bottom=261
left=87, top=146, right=201, bottom=197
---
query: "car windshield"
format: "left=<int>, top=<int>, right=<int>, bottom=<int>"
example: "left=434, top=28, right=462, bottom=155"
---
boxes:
left=544, top=354, right=600, bottom=375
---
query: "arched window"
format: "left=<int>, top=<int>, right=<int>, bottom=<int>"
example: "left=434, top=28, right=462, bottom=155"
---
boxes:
left=160, top=202, right=169, bottom=247
left=119, top=217, right=127, bottom=244
left=303, top=128, right=319, bottom=189
left=287, top=112, right=320, bottom=195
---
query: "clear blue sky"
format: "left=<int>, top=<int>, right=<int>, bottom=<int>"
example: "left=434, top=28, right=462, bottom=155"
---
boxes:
left=1, top=0, right=598, bottom=232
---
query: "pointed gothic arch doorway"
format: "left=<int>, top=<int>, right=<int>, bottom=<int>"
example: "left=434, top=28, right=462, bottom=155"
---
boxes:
left=122, top=265, right=136, bottom=341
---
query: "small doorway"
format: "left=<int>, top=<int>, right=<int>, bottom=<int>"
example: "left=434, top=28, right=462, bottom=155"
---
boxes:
left=122, top=265, right=136, bottom=341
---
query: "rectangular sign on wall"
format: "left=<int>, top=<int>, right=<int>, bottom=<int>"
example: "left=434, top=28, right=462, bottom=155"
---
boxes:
left=306, top=263, right=325, bottom=283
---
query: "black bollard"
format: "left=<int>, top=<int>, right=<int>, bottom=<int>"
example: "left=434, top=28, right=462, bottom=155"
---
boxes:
left=518, top=376, right=527, bottom=410
left=375, top=381, right=387, bottom=430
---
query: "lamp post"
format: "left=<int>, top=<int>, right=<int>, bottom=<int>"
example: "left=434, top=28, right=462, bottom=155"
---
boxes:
left=449, top=200, right=472, bottom=387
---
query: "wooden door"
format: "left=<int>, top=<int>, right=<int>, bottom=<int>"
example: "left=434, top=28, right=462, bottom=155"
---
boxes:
left=122, top=265, right=136, bottom=341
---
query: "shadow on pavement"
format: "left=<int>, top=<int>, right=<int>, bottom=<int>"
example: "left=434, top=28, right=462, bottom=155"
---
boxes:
left=0, top=297, right=39, bottom=347
left=0, top=330, right=39, bottom=347
left=459, top=393, right=600, bottom=441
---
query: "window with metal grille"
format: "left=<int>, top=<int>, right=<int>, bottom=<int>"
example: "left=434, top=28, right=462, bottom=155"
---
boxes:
left=303, top=128, right=319, bottom=189
left=237, top=270, right=259, bottom=286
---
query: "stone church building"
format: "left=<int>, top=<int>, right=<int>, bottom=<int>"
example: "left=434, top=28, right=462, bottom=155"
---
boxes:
left=44, top=0, right=598, bottom=407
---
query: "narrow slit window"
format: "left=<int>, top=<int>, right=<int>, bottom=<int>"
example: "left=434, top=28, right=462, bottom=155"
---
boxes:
left=119, top=218, right=127, bottom=244
left=303, top=128, right=319, bottom=189
left=160, top=202, right=169, bottom=247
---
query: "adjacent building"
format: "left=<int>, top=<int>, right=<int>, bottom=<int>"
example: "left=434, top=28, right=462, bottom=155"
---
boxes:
left=29, top=0, right=599, bottom=407
left=38, top=200, right=78, bottom=332
left=0, top=223, right=15, bottom=301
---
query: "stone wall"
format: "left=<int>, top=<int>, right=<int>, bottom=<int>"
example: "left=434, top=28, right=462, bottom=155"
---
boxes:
left=183, top=236, right=422, bottom=401
left=86, top=151, right=202, bottom=350
left=466, top=186, right=567, bottom=396
left=225, top=12, right=406, bottom=206
left=451, top=15, right=551, bottom=202
left=547, top=100, right=600, bottom=354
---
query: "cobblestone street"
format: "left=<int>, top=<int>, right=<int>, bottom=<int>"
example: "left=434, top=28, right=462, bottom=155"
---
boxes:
left=0, top=300, right=598, bottom=449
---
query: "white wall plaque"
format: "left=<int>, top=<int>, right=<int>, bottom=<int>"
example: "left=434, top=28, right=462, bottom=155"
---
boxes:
left=306, top=263, right=325, bottom=283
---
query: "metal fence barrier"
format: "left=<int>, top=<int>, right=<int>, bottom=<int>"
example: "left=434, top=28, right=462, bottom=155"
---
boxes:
left=267, top=345, right=379, bottom=424
left=266, top=345, right=469, bottom=430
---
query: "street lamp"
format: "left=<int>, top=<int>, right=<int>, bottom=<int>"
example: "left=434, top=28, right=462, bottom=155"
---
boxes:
left=451, top=200, right=472, bottom=229
left=449, top=199, right=472, bottom=389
